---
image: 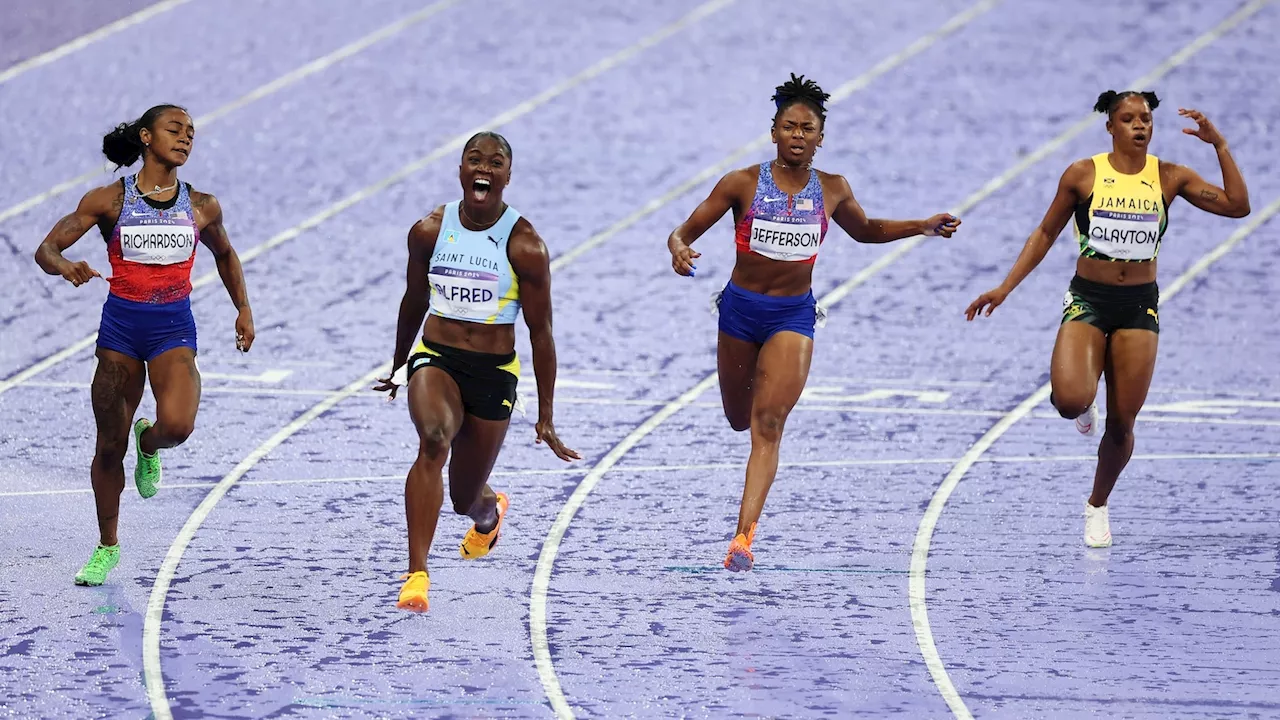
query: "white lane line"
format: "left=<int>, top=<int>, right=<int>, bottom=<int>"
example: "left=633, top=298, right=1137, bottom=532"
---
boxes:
left=141, top=365, right=388, bottom=719
left=137, top=4, right=738, bottom=718
left=0, top=0, right=463, bottom=228
left=550, top=0, right=1004, bottom=271
left=0, top=0, right=734, bottom=399
left=910, top=126, right=1280, bottom=720
left=16, top=380, right=1280, bottom=427
left=0, top=0, right=192, bottom=86
left=9, top=451, right=1280, bottom=499
left=526, top=2, right=1006, bottom=716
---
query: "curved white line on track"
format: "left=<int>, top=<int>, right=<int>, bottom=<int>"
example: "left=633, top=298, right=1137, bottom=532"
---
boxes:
left=908, top=2, right=1275, bottom=715
left=141, top=364, right=390, bottom=720
left=527, top=2, right=1009, bottom=714
left=0, top=0, right=192, bottom=86
left=0, top=0, right=463, bottom=229
left=0, top=0, right=734, bottom=400
left=139, top=3, right=738, bottom=717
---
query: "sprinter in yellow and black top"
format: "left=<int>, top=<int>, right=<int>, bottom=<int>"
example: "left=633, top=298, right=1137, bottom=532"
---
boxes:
left=965, top=91, right=1251, bottom=549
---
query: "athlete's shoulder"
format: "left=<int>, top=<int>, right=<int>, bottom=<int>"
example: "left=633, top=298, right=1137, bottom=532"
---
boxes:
left=509, top=215, right=545, bottom=249
left=714, top=165, right=758, bottom=196
left=1062, top=157, right=1096, bottom=183
left=188, top=187, right=222, bottom=224
left=815, top=167, right=851, bottom=187
left=410, top=205, right=447, bottom=243
left=815, top=168, right=854, bottom=202
left=507, top=216, right=548, bottom=266
left=79, top=179, right=125, bottom=214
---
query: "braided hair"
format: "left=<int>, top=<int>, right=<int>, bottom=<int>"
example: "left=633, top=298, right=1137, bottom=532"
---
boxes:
left=772, top=73, right=830, bottom=128
left=1093, top=90, right=1160, bottom=118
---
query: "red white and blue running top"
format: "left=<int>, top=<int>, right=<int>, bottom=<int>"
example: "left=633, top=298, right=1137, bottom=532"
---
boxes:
left=733, top=162, right=828, bottom=264
left=106, top=175, right=199, bottom=303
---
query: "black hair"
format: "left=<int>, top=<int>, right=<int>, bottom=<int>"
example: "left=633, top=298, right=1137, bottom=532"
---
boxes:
left=462, top=131, right=512, bottom=162
left=1093, top=90, right=1160, bottom=117
left=772, top=73, right=830, bottom=127
left=101, top=104, right=188, bottom=168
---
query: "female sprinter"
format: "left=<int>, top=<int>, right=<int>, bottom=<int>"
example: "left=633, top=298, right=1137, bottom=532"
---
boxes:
left=34, top=104, right=255, bottom=586
left=966, top=91, right=1250, bottom=548
left=376, top=131, right=579, bottom=612
left=667, top=75, right=960, bottom=571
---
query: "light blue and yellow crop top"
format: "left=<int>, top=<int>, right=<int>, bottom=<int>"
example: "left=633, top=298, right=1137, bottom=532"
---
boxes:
left=1073, top=153, right=1169, bottom=262
left=427, top=201, right=522, bottom=324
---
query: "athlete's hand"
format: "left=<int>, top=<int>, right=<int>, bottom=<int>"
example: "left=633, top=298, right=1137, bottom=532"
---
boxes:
left=670, top=243, right=700, bottom=277
left=965, top=286, right=1010, bottom=320
left=1179, top=108, right=1225, bottom=147
left=373, top=373, right=400, bottom=401
left=923, top=214, right=961, bottom=238
left=59, top=260, right=101, bottom=287
left=536, top=419, right=580, bottom=462
left=235, top=307, right=255, bottom=352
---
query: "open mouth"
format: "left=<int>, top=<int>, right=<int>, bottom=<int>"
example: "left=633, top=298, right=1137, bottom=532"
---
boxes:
left=472, top=177, right=491, bottom=202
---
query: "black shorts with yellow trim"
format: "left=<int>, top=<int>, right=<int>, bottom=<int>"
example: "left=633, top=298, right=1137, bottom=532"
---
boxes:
left=407, top=339, right=520, bottom=421
left=1061, top=275, right=1160, bottom=335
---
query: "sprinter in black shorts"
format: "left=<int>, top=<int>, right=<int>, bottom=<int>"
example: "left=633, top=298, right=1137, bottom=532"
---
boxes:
left=375, top=132, right=579, bottom=611
left=966, top=91, right=1251, bottom=548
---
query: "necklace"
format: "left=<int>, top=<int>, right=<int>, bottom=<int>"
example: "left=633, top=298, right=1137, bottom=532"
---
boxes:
left=137, top=180, right=179, bottom=198
left=459, top=202, right=502, bottom=228
left=773, top=159, right=811, bottom=171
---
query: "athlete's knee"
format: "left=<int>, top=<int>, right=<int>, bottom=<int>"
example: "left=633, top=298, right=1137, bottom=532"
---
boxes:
left=93, top=435, right=129, bottom=467
left=725, top=409, right=751, bottom=433
left=1050, top=390, right=1093, bottom=420
left=750, top=407, right=788, bottom=444
left=416, top=423, right=451, bottom=462
left=1103, top=413, right=1137, bottom=443
left=157, top=417, right=196, bottom=445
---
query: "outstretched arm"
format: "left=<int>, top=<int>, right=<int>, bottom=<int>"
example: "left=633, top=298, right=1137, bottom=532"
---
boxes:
left=667, top=170, right=747, bottom=276
left=1163, top=108, right=1250, bottom=219
left=510, top=220, right=579, bottom=462
left=829, top=175, right=960, bottom=244
left=34, top=185, right=118, bottom=286
left=195, top=192, right=254, bottom=351
left=966, top=160, right=1086, bottom=320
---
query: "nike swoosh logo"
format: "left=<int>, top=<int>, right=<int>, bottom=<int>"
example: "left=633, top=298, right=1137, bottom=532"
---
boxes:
left=762, top=197, right=785, bottom=203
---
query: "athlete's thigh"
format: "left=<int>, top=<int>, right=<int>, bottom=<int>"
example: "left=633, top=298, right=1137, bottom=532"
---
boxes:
left=718, top=332, right=761, bottom=426
left=1050, top=320, right=1108, bottom=404
left=751, top=330, right=813, bottom=417
left=1104, top=329, right=1159, bottom=420
left=407, top=367, right=465, bottom=446
left=91, top=348, right=147, bottom=438
left=147, top=346, right=201, bottom=426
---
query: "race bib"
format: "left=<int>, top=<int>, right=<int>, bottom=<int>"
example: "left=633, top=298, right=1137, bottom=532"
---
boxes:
left=429, top=266, right=500, bottom=319
left=748, top=217, right=822, bottom=261
left=1086, top=209, right=1161, bottom=261
left=119, top=224, right=196, bottom=265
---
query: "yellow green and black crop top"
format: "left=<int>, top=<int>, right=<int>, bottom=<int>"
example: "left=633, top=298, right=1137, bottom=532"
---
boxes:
left=1073, top=153, right=1168, bottom=262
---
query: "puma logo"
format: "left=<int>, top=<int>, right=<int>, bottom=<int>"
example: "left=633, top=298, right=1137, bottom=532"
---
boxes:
left=1146, top=307, right=1159, bottom=323
left=488, top=235, right=500, bottom=247
left=501, top=399, right=513, bottom=409
left=1140, top=180, right=1154, bottom=190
